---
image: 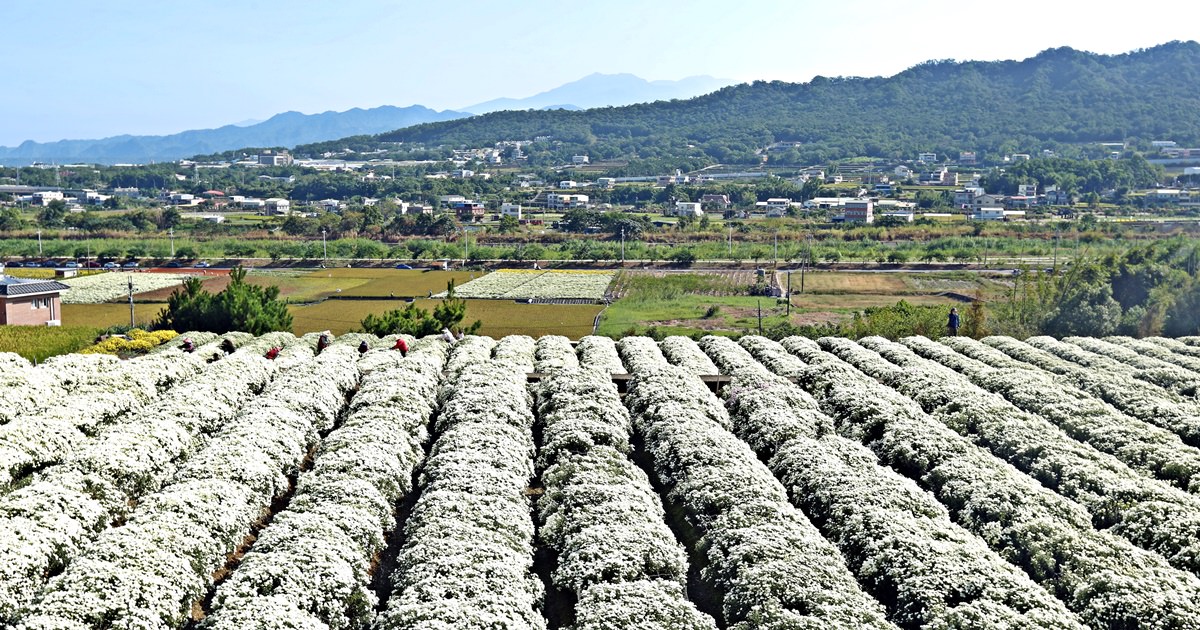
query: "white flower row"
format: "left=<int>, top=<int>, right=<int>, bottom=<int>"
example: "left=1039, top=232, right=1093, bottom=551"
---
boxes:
left=376, top=360, right=544, bottom=630
left=1148, top=336, right=1200, bottom=360
left=444, top=334, right=496, bottom=378
left=0, top=343, right=288, bottom=623
left=575, top=335, right=625, bottom=373
left=0, top=348, right=211, bottom=488
left=1063, top=336, right=1200, bottom=395
left=147, top=330, right=220, bottom=353
left=833, top=336, right=1200, bottom=579
left=493, top=334, right=536, bottom=371
left=439, top=270, right=614, bottom=300
left=615, top=336, right=670, bottom=376
left=948, top=335, right=1200, bottom=450
left=701, top=336, right=1086, bottom=629
left=59, top=271, right=194, bottom=304
left=1106, top=335, right=1200, bottom=375
left=202, top=342, right=447, bottom=630
left=536, top=368, right=714, bottom=629
left=533, top=335, right=579, bottom=373
left=658, top=336, right=717, bottom=376
left=17, top=345, right=362, bottom=630
left=621, top=355, right=894, bottom=629
left=758, top=335, right=1200, bottom=628
left=896, top=336, right=1200, bottom=496
left=0, top=353, right=123, bottom=425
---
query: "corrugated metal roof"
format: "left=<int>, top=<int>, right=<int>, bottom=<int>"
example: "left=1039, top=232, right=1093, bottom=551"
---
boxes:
left=0, top=277, right=71, bottom=296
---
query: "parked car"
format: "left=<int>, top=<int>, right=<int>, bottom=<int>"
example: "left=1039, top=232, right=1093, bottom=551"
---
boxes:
left=194, top=261, right=210, bottom=268
left=162, top=261, right=183, bottom=268
left=41, top=260, right=59, bottom=268
left=394, top=263, right=413, bottom=269
left=83, top=261, right=102, bottom=268
left=63, top=261, right=80, bottom=268
left=122, top=261, right=139, bottom=268
left=102, top=262, right=119, bottom=269
left=23, top=261, right=40, bottom=267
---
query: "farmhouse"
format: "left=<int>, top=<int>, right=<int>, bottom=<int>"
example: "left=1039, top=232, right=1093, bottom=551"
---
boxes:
left=0, top=274, right=69, bottom=326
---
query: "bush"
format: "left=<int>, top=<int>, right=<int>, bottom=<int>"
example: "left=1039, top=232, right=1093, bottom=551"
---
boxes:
left=153, top=267, right=293, bottom=335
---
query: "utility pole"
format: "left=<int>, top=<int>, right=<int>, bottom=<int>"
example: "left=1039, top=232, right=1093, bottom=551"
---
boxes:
left=728, top=226, right=732, bottom=258
left=773, top=232, right=778, bottom=266
left=37, top=230, right=42, bottom=255
left=620, top=226, right=625, bottom=263
left=757, top=299, right=763, bottom=335
left=168, top=228, right=175, bottom=258
left=322, top=229, right=328, bottom=262
left=1052, top=227, right=1059, bottom=270
left=128, top=276, right=135, bottom=327
left=786, top=271, right=792, bottom=316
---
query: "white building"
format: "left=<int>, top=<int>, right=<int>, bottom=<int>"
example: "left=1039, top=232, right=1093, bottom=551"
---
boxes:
left=265, top=198, right=291, bottom=215
left=558, top=180, right=578, bottom=189
left=670, top=201, right=703, bottom=218
left=572, top=155, right=590, bottom=164
left=970, top=207, right=1025, bottom=221
left=547, top=193, right=589, bottom=209
left=917, top=152, right=938, bottom=163
left=500, top=203, right=522, bottom=219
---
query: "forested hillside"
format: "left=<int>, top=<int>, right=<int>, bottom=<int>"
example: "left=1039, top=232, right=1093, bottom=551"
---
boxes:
left=371, top=42, right=1200, bottom=164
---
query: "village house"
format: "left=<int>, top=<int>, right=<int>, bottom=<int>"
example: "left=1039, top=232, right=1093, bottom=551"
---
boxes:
left=0, top=273, right=69, bottom=326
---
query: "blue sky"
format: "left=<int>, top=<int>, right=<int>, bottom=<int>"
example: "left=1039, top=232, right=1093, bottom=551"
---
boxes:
left=2, top=0, right=1196, bottom=146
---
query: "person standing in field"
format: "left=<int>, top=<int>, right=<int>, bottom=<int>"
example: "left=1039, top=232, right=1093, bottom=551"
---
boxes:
left=947, top=307, right=961, bottom=337
left=392, top=337, right=408, bottom=357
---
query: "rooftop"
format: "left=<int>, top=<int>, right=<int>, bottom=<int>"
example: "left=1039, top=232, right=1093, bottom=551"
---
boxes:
left=0, top=275, right=71, bottom=297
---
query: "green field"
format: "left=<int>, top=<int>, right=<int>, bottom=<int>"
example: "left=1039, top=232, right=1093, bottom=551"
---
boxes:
left=0, top=325, right=103, bottom=363
left=290, top=298, right=603, bottom=337
left=319, top=269, right=478, bottom=298
left=63, top=303, right=163, bottom=328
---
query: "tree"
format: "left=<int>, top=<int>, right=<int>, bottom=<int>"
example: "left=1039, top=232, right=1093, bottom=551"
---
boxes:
left=0, top=207, right=25, bottom=231
left=497, top=214, right=521, bottom=234
left=37, top=200, right=68, bottom=227
left=359, top=280, right=482, bottom=337
left=154, top=267, right=293, bottom=334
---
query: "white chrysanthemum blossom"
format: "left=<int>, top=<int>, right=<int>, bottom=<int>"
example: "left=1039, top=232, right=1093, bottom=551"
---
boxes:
left=376, top=360, right=544, bottom=630
left=575, top=335, right=624, bottom=373
left=17, top=346, right=361, bottom=629
left=533, top=335, right=578, bottom=373
left=625, top=362, right=894, bottom=629
left=59, top=272, right=193, bottom=304
left=659, top=336, right=718, bottom=375
left=746, top=335, right=1200, bottom=628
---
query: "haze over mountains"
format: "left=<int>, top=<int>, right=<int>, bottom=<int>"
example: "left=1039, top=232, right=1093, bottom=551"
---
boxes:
left=0, top=74, right=730, bottom=166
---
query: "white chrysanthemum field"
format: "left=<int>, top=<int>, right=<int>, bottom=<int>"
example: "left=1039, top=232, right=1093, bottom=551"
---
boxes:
left=3, top=331, right=1200, bottom=630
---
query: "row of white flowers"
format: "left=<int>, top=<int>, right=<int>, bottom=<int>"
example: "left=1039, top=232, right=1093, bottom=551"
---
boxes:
left=615, top=336, right=671, bottom=378
left=376, top=360, right=545, bottom=629
left=574, top=335, right=625, bottom=373
left=938, top=335, right=1200, bottom=457
left=1106, top=335, right=1200, bottom=374
left=439, top=270, right=614, bottom=300
left=536, top=368, right=715, bottom=629
left=0, top=353, right=123, bottom=425
left=17, top=344, right=361, bottom=630
left=759, top=335, right=1200, bottom=628
left=658, top=336, right=718, bottom=376
left=493, top=334, right=537, bottom=372
left=202, top=342, right=447, bottom=630
left=533, top=335, right=579, bottom=373
left=444, top=334, right=496, bottom=377
left=1149, top=336, right=1200, bottom=359
left=617, top=340, right=894, bottom=630
left=701, top=336, right=1086, bottom=629
left=834, top=336, right=1200, bottom=579
left=971, top=336, right=1200, bottom=447
left=0, top=347, right=211, bottom=488
left=0, top=337, right=295, bottom=623
left=59, top=271, right=193, bottom=304
left=1063, top=336, right=1200, bottom=395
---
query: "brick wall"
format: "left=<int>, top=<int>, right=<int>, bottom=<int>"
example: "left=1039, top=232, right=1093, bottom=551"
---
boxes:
left=1, top=294, right=61, bottom=326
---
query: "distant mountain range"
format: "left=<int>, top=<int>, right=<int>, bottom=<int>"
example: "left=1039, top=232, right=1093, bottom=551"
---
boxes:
left=458, top=73, right=732, bottom=114
left=379, top=42, right=1200, bottom=164
left=0, top=73, right=733, bottom=166
left=0, top=105, right=467, bottom=166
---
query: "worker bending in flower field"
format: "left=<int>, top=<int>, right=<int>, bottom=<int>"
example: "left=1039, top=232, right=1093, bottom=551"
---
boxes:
left=392, top=337, right=409, bottom=357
